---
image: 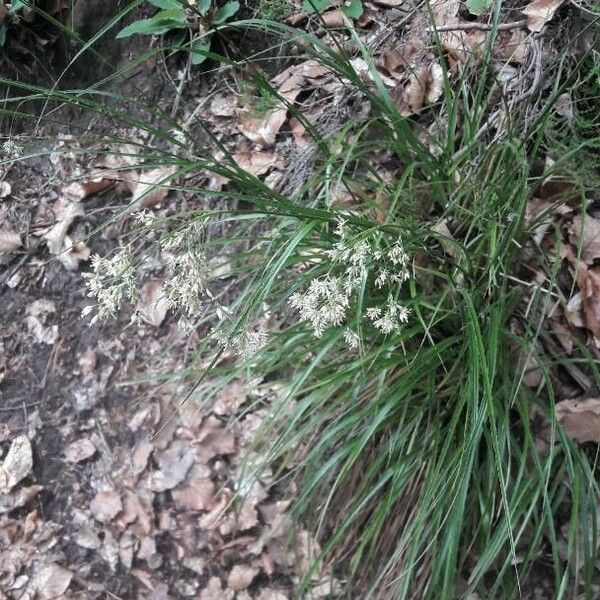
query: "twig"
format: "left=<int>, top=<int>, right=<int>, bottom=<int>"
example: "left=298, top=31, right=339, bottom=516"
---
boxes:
left=429, top=19, right=527, bottom=33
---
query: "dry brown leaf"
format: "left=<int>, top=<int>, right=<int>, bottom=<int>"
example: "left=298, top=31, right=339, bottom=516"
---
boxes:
left=566, top=292, right=585, bottom=329
left=200, top=577, right=235, bottom=600
left=90, top=490, right=123, bottom=523
left=0, top=229, right=21, bottom=253
left=138, top=280, right=170, bottom=327
left=149, top=440, right=195, bottom=492
left=494, top=29, right=528, bottom=64
left=44, top=198, right=83, bottom=251
left=577, top=265, right=600, bottom=338
left=571, top=215, right=600, bottom=264
left=131, top=166, right=177, bottom=209
left=426, top=63, right=444, bottom=104
left=321, top=8, right=345, bottom=26
left=0, top=435, right=33, bottom=492
left=63, top=178, right=112, bottom=202
left=119, top=489, right=154, bottom=535
left=64, top=438, right=96, bottom=463
left=227, top=565, right=259, bottom=591
left=34, top=564, right=73, bottom=599
left=0, top=484, right=43, bottom=514
left=195, top=416, right=236, bottom=463
left=131, top=438, right=153, bottom=476
left=233, top=151, right=281, bottom=177
left=550, top=321, right=574, bottom=354
left=0, top=181, right=11, bottom=198
left=523, top=0, right=564, bottom=32
left=172, top=477, right=215, bottom=511
left=371, top=0, right=403, bottom=5
left=555, top=398, right=600, bottom=443
left=210, top=94, right=239, bottom=117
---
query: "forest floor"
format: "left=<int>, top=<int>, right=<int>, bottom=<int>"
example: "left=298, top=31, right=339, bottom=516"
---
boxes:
left=1, top=0, right=599, bottom=598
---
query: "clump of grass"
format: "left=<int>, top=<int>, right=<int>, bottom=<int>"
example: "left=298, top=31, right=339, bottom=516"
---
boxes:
left=2, top=9, right=600, bottom=599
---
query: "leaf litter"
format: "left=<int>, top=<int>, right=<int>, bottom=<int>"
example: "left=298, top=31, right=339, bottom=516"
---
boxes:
left=0, top=0, right=596, bottom=595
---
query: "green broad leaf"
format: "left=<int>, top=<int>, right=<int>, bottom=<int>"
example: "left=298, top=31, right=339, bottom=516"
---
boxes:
left=466, top=0, right=492, bottom=15
left=190, top=37, right=211, bottom=64
left=148, top=0, right=182, bottom=9
left=196, top=0, right=212, bottom=16
left=171, top=30, right=187, bottom=48
left=341, top=0, right=363, bottom=19
left=213, top=0, right=239, bottom=24
left=302, top=0, right=329, bottom=14
left=116, top=11, right=186, bottom=39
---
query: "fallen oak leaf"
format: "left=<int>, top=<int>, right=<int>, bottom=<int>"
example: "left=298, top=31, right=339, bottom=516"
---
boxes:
left=576, top=264, right=600, bottom=339
left=522, top=0, right=564, bottom=32
left=34, top=564, right=73, bottom=599
left=0, top=435, right=33, bottom=492
left=137, top=280, right=169, bottom=327
left=571, top=214, right=600, bottom=264
left=130, top=166, right=177, bottom=210
left=63, top=438, right=96, bottom=463
left=90, top=490, right=123, bottom=523
left=555, top=398, right=600, bottom=443
left=227, top=565, right=259, bottom=591
left=0, top=228, right=21, bottom=253
left=0, top=181, right=11, bottom=198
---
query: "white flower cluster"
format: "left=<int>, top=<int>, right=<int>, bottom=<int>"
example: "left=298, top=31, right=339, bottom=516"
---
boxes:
left=230, top=327, right=269, bottom=360
left=289, top=219, right=411, bottom=344
left=164, top=246, right=209, bottom=323
left=214, top=323, right=269, bottom=360
left=82, top=246, right=137, bottom=324
left=2, top=139, right=23, bottom=159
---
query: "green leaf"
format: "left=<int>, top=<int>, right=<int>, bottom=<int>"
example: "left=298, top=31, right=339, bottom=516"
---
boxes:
left=190, top=37, right=211, bottom=64
left=213, top=0, right=239, bottom=24
left=302, top=0, right=330, bottom=14
left=341, top=0, right=363, bottom=19
left=0, top=24, right=6, bottom=48
left=116, top=11, right=187, bottom=39
left=466, top=0, right=492, bottom=15
left=172, top=30, right=187, bottom=48
left=148, top=0, right=182, bottom=9
left=9, top=0, right=26, bottom=13
left=196, top=0, right=211, bottom=16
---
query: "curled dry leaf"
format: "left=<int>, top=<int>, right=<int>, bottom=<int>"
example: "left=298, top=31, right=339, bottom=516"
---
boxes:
left=138, top=280, right=170, bottom=327
left=172, top=477, right=215, bottom=511
left=523, top=0, right=564, bottom=32
left=0, top=435, right=33, bottom=492
left=64, top=438, right=96, bottom=463
left=576, top=265, right=600, bottom=339
left=0, top=229, right=21, bottom=253
left=90, top=490, right=123, bottom=523
left=149, top=440, right=196, bottom=492
left=0, top=484, right=43, bottom=514
left=555, top=398, right=600, bottom=444
left=227, top=565, right=259, bottom=591
left=131, top=437, right=154, bottom=476
left=494, top=29, right=528, bottom=64
left=34, top=564, right=73, bottom=599
left=44, top=198, right=84, bottom=255
left=233, top=151, right=282, bottom=177
left=0, top=181, right=11, bottom=198
left=131, top=166, right=177, bottom=209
